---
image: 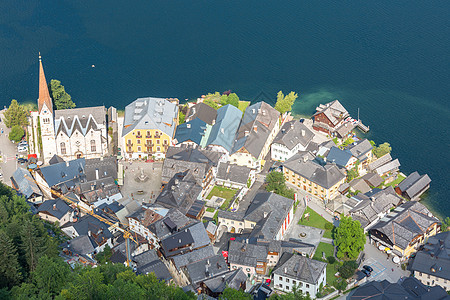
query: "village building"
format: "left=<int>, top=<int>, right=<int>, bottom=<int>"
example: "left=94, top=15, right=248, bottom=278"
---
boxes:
left=173, top=118, right=210, bottom=147
left=228, top=240, right=269, bottom=278
left=395, top=171, right=431, bottom=201
left=230, top=102, right=280, bottom=170
left=206, top=104, right=242, bottom=155
left=369, top=201, right=440, bottom=260
left=184, top=255, right=228, bottom=287
left=273, top=253, right=327, bottom=298
left=37, top=56, right=108, bottom=164
left=122, top=97, right=178, bottom=159
left=37, top=198, right=73, bottom=225
left=361, top=172, right=384, bottom=188
left=312, top=100, right=350, bottom=136
left=410, top=232, right=450, bottom=291
left=11, top=168, right=43, bottom=203
left=271, top=120, right=314, bottom=162
left=185, top=102, right=217, bottom=125
left=215, top=161, right=255, bottom=190
left=132, top=249, right=173, bottom=282
left=326, top=146, right=360, bottom=171
left=283, top=152, right=346, bottom=201
left=345, top=139, right=374, bottom=167
left=197, top=269, right=247, bottom=298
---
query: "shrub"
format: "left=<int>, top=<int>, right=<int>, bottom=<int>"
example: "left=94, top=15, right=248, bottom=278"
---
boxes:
left=325, top=223, right=334, bottom=230
left=338, top=261, right=358, bottom=279
left=327, top=256, right=336, bottom=264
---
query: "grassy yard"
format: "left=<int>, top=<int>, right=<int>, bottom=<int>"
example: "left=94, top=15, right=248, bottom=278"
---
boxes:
left=206, top=186, right=238, bottom=210
left=313, top=242, right=335, bottom=260
left=326, top=263, right=340, bottom=287
left=206, top=207, right=216, bottom=213
left=298, top=207, right=334, bottom=238
left=238, top=101, right=250, bottom=113
left=384, top=174, right=406, bottom=188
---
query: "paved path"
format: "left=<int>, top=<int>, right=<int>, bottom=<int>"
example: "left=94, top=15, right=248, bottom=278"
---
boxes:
left=321, top=237, right=333, bottom=244
left=0, top=111, right=19, bottom=187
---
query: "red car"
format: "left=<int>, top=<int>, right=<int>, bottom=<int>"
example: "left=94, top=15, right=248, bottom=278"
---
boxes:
left=265, top=279, right=271, bottom=285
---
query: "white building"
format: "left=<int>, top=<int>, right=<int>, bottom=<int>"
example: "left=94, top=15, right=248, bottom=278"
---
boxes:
left=273, top=254, right=327, bottom=298
left=271, top=120, right=314, bottom=162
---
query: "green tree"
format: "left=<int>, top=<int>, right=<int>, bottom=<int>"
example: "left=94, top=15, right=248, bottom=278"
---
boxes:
left=50, top=79, right=76, bottom=110
left=31, top=255, right=71, bottom=297
left=269, top=285, right=311, bottom=299
left=20, top=218, right=52, bottom=273
left=372, top=142, right=392, bottom=158
left=4, top=99, right=29, bottom=128
left=265, top=170, right=296, bottom=199
left=335, top=215, right=365, bottom=260
left=0, top=230, right=22, bottom=289
left=338, top=260, right=358, bottom=279
left=96, top=245, right=113, bottom=264
left=179, top=110, right=186, bottom=124
left=219, top=287, right=252, bottom=300
left=333, top=278, right=348, bottom=292
left=274, top=91, right=298, bottom=115
left=9, top=125, right=25, bottom=143
left=227, top=93, right=240, bottom=108
left=442, top=217, right=450, bottom=232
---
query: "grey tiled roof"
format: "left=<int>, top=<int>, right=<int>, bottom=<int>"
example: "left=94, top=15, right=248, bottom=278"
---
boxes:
left=122, top=97, right=177, bottom=138
left=346, top=139, right=373, bottom=161
left=148, top=208, right=193, bottom=240
left=55, top=106, right=106, bottom=137
left=186, top=102, right=217, bottom=125
left=398, top=172, right=431, bottom=199
left=228, top=240, right=267, bottom=266
left=68, top=235, right=95, bottom=256
left=326, top=146, right=353, bottom=168
left=410, top=232, right=450, bottom=281
left=370, top=201, right=440, bottom=250
left=368, top=153, right=392, bottom=171
left=133, top=249, right=172, bottom=281
left=375, top=159, right=400, bottom=176
left=84, top=156, right=117, bottom=181
left=349, top=178, right=371, bottom=194
left=283, top=153, right=346, bottom=189
left=185, top=254, right=228, bottom=284
left=361, top=172, right=383, bottom=187
left=11, top=168, right=42, bottom=198
left=216, top=162, right=252, bottom=185
left=273, top=120, right=314, bottom=150
left=231, top=102, right=280, bottom=158
left=273, top=254, right=326, bottom=285
left=39, top=158, right=86, bottom=187
left=172, top=245, right=215, bottom=270
left=156, top=170, right=202, bottom=215
left=313, top=100, right=349, bottom=126
left=202, top=269, right=247, bottom=294
left=38, top=198, right=72, bottom=220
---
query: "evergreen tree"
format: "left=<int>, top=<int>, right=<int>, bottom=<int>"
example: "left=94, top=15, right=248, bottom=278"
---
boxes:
left=20, top=219, right=47, bottom=273
left=335, top=215, right=366, bottom=259
left=274, top=91, right=298, bottom=115
left=0, top=230, right=22, bottom=289
left=50, top=79, right=76, bottom=110
left=31, top=255, right=71, bottom=297
left=4, top=99, right=29, bottom=128
left=219, top=287, right=252, bottom=300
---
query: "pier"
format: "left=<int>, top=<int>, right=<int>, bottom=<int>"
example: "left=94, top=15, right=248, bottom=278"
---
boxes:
left=356, top=120, right=370, bottom=132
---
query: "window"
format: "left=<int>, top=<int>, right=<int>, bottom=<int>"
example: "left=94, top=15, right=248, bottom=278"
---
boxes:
left=164, top=140, right=168, bottom=145
left=146, top=131, right=150, bottom=137
left=306, top=284, right=309, bottom=288
left=286, top=286, right=289, bottom=290
left=246, top=268, right=250, bottom=272
left=157, top=146, right=160, bottom=152
left=137, top=139, right=141, bottom=144
left=279, top=276, right=282, bottom=281
left=127, top=139, right=132, bottom=145
left=90, top=140, right=96, bottom=152
left=137, top=131, right=141, bottom=136
left=419, top=272, right=422, bottom=276
left=292, top=280, right=296, bottom=285
left=60, top=142, right=66, bottom=155
left=286, top=278, right=289, bottom=283
left=279, top=284, right=283, bottom=288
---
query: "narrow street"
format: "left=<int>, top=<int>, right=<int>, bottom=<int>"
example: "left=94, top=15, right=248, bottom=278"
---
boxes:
left=0, top=110, right=19, bottom=187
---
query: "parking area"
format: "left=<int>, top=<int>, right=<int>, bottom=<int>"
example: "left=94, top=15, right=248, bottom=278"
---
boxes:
left=363, top=258, right=386, bottom=279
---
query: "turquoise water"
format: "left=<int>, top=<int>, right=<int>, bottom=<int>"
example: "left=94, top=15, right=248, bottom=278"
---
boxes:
left=0, top=1, right=449, bottom=217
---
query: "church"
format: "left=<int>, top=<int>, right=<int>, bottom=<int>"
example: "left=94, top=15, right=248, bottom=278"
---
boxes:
left=37, top=55, right=108, bottom=164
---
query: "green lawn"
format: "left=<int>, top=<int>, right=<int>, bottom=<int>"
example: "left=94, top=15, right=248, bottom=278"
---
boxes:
left=238, top=101, right=250, bottom=113
left=326, top=263, right=340, bottom=287
left=298, top=207, right=334, bottom=238
left=384, top=174, right=406, bottom=188
left=313, top=242, right=335, bottom=260
left=206, top=186, right=238, bottom=210
left=206, top=207, right=216, bottom=213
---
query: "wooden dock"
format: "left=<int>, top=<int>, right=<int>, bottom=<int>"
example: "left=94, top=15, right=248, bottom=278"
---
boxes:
left=356, top=121, right=370, bottom=132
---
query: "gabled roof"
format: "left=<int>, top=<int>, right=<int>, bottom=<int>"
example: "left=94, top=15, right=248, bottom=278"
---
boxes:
left=228, top=240, right=267, bottom=266
left=202, top=269, right=247, bottom=294
left=38, top=198, right=72, bottom=220
left=186, top=254, right=228, bottom=284
left=206, top=104, right=242, bottom=152
left=11, top=168, right=42, bottom=198
left=370, top=201, right=440, bottom=250
left=39, top=158, right=86, bottom=187
left=84, top=156, right=117, bottom=181
left=49, top=154, right=65, bottom=165
left=63, top=214, right=113, bottom=241
left=156, top=170, right=203, bottom=215
left=313, top=100, right=349, bottom=126
left=216, top=162, right=252, bottom=185
left=273, top=120, right=314, bottom=150
left=186, top=102, right=217, bottom=125
left=361, top=172, right=384, bottom=187
left=273, top=254, right=326, bottom=285
left=349, top=178, right=372, bottom=194
left=398, top=172, right=431, bottom=199
left=326, top=146, right=354, bottom=168
left=172, top=245, right=215, bottom=270
left=148, top=208, right=193, bottom=240
left=231, top=102, right=280, bottom=157
left=55, top=106, right=106, bottom=137
left=368, top=153, right=392, bottom=171
left=174, top=118, right=208, bottom=145
left=69, top=235, right=96, bottom=256
left=283, top=153, right=346, bottom=189
left=375, top=159, right=400, bottom=176
left=122, top=97, right=178, bottom=138
left=346, top=139, right=373, bottom=161
left=133, top=249, right=172, bottom=281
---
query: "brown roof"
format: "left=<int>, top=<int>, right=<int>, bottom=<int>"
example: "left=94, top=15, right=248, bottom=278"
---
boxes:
left=38, top=56, right=53, bottom=114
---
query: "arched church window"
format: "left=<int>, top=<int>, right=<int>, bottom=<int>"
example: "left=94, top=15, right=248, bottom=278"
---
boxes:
left=90, top=140, right=96, bottom=152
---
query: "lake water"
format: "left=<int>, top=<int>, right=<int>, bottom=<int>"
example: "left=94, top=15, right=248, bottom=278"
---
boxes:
left=0, top=1, right=448, bottom=217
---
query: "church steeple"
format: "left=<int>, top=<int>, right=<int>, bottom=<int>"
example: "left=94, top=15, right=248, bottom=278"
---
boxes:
left=38, top=53, right=53, bottom=114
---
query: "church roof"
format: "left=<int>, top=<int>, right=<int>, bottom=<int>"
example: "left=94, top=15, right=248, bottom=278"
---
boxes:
left=54, top=106, right=106, bottom=137
left=38, top=55, right=53, bottom=114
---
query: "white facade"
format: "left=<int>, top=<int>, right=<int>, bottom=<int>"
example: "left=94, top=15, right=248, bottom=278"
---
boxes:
left=274, top=267, right=326, bottom=298
left=40, top=103, right=58, bottom=164
left=128, top=217, right=159, bottom=247
left=271, top=141, right=309, bottom=162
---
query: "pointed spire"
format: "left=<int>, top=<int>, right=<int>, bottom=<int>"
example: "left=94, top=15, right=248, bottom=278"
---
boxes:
left=38, top=53, right=53, bottom=114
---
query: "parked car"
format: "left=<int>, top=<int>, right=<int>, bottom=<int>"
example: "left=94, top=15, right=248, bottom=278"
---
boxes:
left=361, top=269, right=371, bottom=277
left=17, top=157, right=28, bottom=164
left=363, top=265, right=373, bottom=273
left=18, top=140, right=28, bottom=146
left=17, top=145, right=28, bottom=152
left=265, top=279, right=272, bottom=286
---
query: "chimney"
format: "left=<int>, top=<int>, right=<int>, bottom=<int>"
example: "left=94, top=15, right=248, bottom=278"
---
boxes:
left=221, top=275, right=225, bottom=282
left=253, top=125, right=258, bottom=133
left=186, top=123, right=191, bottom=129
left=95, top=169, right=99, bottom=180
left=303, top=156, right=308, bottom=163
left=284, top=267, right=287, bottom=274
left=244, top=130, right=249, bottom=137
left=220, top=128, right=225, bottom=134
left=263, top=212, right=268, bottom=218
left=53, top=203, right=57, bottom=210
left=301, top=129, right=305, bottom=136
left=88, top=230, right=91, bottom=236
left=178, top=239, right=182, bottom=244
left=290, top=123, right=294, bottom=129
left=206, top=259, right=210, bottom=265
left=66, top=161, right=69, bottom=167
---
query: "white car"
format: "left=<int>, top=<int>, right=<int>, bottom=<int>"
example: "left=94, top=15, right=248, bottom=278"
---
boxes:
left=17, top=145, right=28, bottom=152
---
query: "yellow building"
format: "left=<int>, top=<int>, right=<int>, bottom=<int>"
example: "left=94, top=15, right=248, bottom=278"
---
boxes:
left=282, top=153, right=346, bottom=200
left=122, top=97, right=178, bottom=159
